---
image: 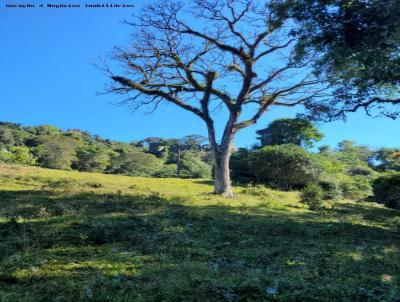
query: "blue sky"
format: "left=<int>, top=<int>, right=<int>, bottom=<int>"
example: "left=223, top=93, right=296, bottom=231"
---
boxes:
left=1, top=1, right=399, bottom=150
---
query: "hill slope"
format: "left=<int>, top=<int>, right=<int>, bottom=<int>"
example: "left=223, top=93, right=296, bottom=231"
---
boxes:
left=0, top=164, right=399, bottom=301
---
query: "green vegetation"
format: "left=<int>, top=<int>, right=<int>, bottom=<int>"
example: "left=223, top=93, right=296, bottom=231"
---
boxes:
left=231, top=138, right=380, bottom=204
left=277, top=0, right=400, bottom=120
left=256, top=118, right=323, bottom=148
left=0, top=164, right=399, bottom=301
left=373, top=173, right=400, bottom=210
left=177, top=151, right=212, bottom=179
left=375, top=148, right=400, bottom=172
left=1, top=0, right=400, bottom=299
left=300, top=183, right=325, bottom=211
left=2, top=119, right=400, bottom=209
left=248, top=144, right=322, bottom=190
left=0, top=118, right=398, bottom=300
left=0, top=122, right=212, bottom=179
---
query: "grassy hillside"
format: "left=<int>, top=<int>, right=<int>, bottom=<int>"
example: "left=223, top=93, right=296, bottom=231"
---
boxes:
left=0, top=164, right=399, bottom=301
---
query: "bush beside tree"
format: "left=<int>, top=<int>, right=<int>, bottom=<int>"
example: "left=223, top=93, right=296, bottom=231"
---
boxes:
left=178, top=152, right=212, bottom=179
left=248, top=144, right=322, bottom=190
left=300, top=183, right=325, bottom=211
left=372, top=173, right=400, bottom=209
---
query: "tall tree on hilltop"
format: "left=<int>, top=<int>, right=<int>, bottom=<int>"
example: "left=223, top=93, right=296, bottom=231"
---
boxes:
left=256, top=118, right=323, bottom=148
left=105, top=0, right=331, bottom=196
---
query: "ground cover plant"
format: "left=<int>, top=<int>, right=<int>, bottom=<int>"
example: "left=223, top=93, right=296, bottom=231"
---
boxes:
left=0, top=164, right=399, bottom=301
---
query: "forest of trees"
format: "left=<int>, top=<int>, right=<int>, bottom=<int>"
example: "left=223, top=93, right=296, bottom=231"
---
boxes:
left=0, top=122, right=212, bottom=179
left=1, top=119, right=399, bottom=209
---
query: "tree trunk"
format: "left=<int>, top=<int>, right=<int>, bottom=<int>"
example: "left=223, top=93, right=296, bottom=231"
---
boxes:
left=204, top=113, right=236, bottom=197
left=213, top=143, right=233, bottom=197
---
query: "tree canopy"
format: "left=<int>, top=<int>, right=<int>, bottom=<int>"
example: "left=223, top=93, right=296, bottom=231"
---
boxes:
left=256, top=118, right=323, bottom=147
left=105, top=0, right=331, bottom=196
left=274, top=0, right=400, bottom=120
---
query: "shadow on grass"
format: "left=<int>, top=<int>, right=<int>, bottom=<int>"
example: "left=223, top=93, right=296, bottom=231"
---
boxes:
left=332, top=202, right=400, bottom=221
left=192, top=180, right=215, bottom=186
left=0, top=189, right=399, bottom=301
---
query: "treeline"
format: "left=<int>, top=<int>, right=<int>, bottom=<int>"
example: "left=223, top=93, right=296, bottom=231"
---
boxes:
left=0, top=119, right=399, bottom=209
left=230, top=119, right=400, bottom=209
left=0, top=122, right=212, bottom=178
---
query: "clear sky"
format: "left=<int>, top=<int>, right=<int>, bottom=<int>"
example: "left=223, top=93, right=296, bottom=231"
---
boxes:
left=1, top=0, right=399, bottom=150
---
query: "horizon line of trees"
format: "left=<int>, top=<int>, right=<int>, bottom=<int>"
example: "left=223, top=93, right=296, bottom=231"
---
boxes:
left=0, top=121, right=212, bottom=179
left=1, top=119, right=399, bottom=209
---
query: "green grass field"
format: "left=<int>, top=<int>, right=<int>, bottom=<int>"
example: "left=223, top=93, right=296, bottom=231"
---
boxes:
left=0, top=164, right=399, bottom=301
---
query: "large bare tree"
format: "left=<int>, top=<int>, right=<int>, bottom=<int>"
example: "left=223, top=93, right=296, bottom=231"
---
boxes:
left=106, top=0, right=328, bottom=197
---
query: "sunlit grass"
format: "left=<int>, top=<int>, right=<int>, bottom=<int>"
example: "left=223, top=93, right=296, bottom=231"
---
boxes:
left=0, top=163, right=399, bottom=301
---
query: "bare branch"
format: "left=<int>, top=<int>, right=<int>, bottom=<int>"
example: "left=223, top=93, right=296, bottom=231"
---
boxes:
left=233, top=95, right=276, bottom=130
left=274, top=88, right=330, bottom=107
left=108, top=0, right=325, bottom=146
left=250, top=64, right=293, bottom=93
left=329, top=97, right=400, bottom=120
left=111, top=76, right=205, bottom=119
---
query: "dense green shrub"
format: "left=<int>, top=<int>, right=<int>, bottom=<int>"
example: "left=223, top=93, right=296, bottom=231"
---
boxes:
left=340, top=175, right=373, bottom=201
left=230, top=148, right=253, bottom=183
left=36, top=135, right=78, bottom=170
left=0, top=150, right=12, bottom=162
left=9, top=146, right=36, bottom=165
left=75, top=145, right=111, bottom=172
left=248, top=144, right=322, bottom=190
left=300, top=183, right=325, bottom=210
left=0, top=128, right=15, bottom=148
left=375, top=148, right=400, bottom=171
left=318, top=178, right=343, bottom=200
left=0, top=146, right=36, bottom=165
left=178, top=152, right=211, bottom=178
left=154, top=164, right=178, bottom=178
left=347, top=165, right=374, bottom=176
left=110, top=150, right=163, bottom=177
left=315, top=142, right=375, bottom=202
left=372, top=173, right=400, bottom=209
